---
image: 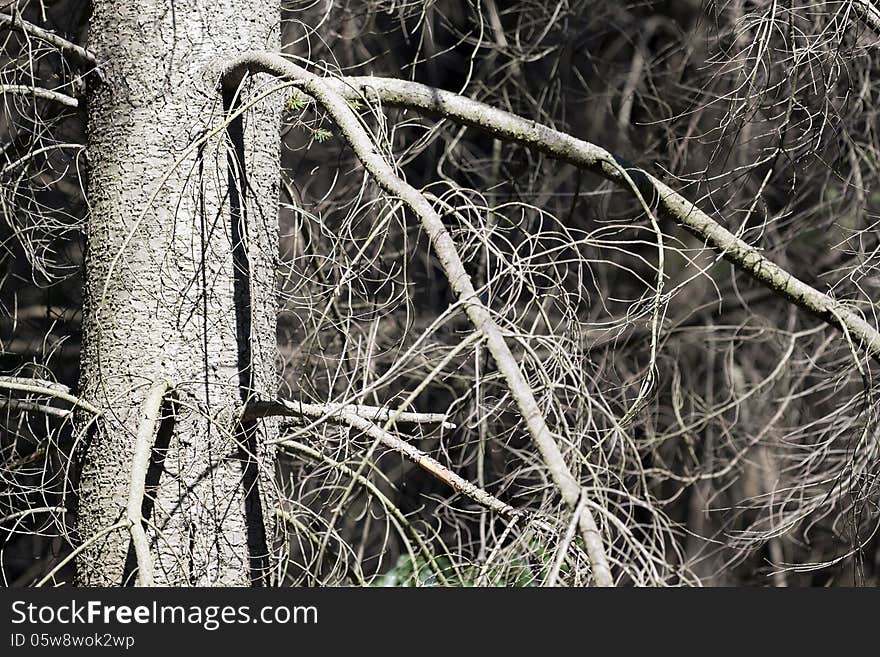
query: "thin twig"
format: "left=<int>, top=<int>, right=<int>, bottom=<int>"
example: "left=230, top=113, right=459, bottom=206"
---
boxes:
left=278, top=440, right=448, bottom=585
left=35, top=522, right=127, bottom=587
left=545, top=492, right=586, bottom=587
left=0, top=506, right=66, bottom=525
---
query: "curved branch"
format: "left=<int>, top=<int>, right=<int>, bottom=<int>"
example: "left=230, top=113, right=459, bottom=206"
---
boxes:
left=126, top=380, right=172, bottom=587
left=0, top=12, right=97, bottom=67
left=222, top=53, right=615, bottom=586
left=327, top=76, right=880, bottom=363
left=223, top=52, right=880, bottom=365
left=0, top=376, right=99, bottom=414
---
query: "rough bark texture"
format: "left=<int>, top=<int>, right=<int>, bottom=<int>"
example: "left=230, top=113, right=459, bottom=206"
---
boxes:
left=76, top=1, right=280, bottom=586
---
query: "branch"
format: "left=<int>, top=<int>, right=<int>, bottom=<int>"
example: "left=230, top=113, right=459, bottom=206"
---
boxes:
left=222, top=53, right=615, bottom=586
left=0, top=376, right=99, bottom=414
left=0, top=84, right=78, bottom=107
left=274, top=403, right=525, bottom=521
left=224, top=53, right=880, bottom=365
left=0, top=397, right=70, bottom=418
left=0, top=506, right=65, bottom=526
left=335, top=79, right=880, bottom=363
left=244, top=398, right=456, bottom=430
left=0, top=12, right=98, bottom=67
left=126, top=380, right=172, bottom=587
left=853, top=0, right=880, bottom=37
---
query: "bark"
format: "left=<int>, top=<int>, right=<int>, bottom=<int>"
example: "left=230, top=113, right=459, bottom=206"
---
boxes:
left=75, top=1, right=280, bottom=586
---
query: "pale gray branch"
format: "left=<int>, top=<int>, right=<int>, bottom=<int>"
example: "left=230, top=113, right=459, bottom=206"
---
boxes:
left=223, top=53, right=615, bottom=586
left=126, top=380, right=172, bottom=587
left=245, top=398, right=455, bottom=429
left=0, top=84, right=78, bottom=107
left=0, top=12, right=98, bottom=66
left=0, top=376, right=99, bottom=414
left=275, top=403, right=525, bottom=522
left=322, top=75, right=880, bottom=363
left=225, top=54, right=880, bottom=365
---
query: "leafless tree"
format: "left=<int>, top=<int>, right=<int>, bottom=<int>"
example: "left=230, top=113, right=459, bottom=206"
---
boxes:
left=2, top=0, right=880, bottom=587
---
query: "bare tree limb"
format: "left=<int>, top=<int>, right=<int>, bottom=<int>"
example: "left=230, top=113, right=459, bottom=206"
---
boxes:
left=223, top=53, right=880, bottom=365
left=0, top=376, right=100, bottom=414
left=222, top=53, right=615, bottom=586
left=245, top=398, right=456, bottom=429
left=273, top=402, right=525, bottom=521
left=126, top=380, right=171, bottom=587
left=0, top=506, right=66, bottom=526
left=0, top=84, right=78, bottom=107
left=0, top=397, right=71, bottom=418
left=0, top=12, right=98, bottom=67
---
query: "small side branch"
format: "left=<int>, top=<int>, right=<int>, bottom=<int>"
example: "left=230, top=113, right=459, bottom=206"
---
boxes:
left=244, top=398, right=456, bottom=430
left=0, top=12, right=98, bottom=67
left=274, top=403, right=523, bottom=521
left=0, top=376, right=99, bottom=415
left=0, top=84, right=78, bottom=107
left=126, top=380, right=172, bottom=587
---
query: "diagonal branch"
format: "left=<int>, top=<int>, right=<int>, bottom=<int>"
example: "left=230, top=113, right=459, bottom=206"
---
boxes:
left=224, top=53, right=880, bottom=365
left=275, top=404, right=524, bottom=521
left=853, top=0, right=880, bottom=37
left=0, top=12, right=98, bottom=67
left=0, top=84, right=78, bottom=107
left=322, top=75, right=880, bottom=364
left=252, top=397, right=542, bottom=524
left=222, top=53, right=615, bottom=586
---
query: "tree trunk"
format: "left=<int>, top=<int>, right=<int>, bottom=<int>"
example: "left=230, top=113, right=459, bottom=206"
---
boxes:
left=75, top=0, right=280, bottom=586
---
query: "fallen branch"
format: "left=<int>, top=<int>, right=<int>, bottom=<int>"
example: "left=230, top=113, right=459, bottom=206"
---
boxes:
left=0, top=12, right=97, bottom=67
left=223, top=53, right=615, bottom=586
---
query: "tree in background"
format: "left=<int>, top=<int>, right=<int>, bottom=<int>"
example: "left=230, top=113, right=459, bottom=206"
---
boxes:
left=2, top=0, right=880, bottom=586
